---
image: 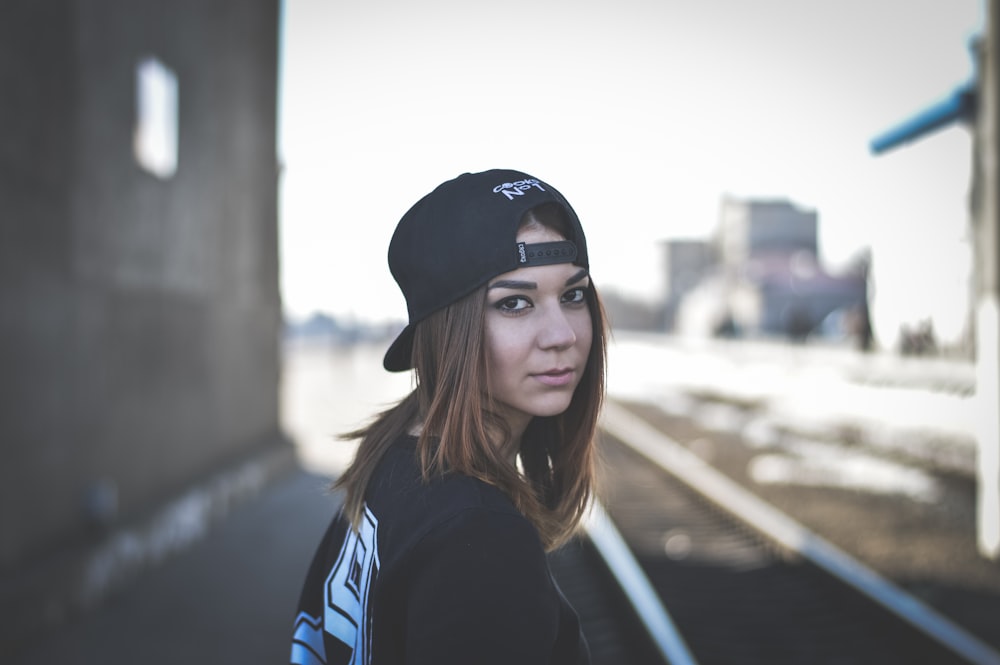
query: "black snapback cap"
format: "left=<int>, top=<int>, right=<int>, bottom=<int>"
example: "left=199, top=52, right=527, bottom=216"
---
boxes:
left=383, top=169, right=589, bottom=372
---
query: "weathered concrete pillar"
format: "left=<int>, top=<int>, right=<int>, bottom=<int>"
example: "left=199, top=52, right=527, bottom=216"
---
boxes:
left=0, top=0, right=289, bottom=648
left=974, top=0, right=1000, bottom=560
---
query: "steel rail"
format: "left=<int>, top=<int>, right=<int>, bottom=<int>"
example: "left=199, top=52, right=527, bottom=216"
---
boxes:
left=583, top=499, right=699, bottom=665
left=600, top=399, right=1000, bottom=665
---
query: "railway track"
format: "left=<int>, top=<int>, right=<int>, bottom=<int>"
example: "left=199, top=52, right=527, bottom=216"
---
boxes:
left=548, top=401, right=1000, bottom=665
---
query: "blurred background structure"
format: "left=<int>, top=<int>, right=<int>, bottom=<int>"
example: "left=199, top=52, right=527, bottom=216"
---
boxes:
left=664, top=197, right=870, bottom=345
left=869, top=0, right=999, bottom=560
left=0, top=0, right=286, bottom=653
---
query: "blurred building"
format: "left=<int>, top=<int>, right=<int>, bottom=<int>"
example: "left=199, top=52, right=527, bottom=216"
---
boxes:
left=662, top=239, right=716, bottom=331
left=0, top=0, right=284, bottom=649
left=718, top=197, right=818, bottom=267
left=672, top=197, right=869, bottom=344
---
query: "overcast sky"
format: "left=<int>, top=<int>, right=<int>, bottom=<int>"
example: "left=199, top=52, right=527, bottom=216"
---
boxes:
left=278, top=0, right=982, bottom=345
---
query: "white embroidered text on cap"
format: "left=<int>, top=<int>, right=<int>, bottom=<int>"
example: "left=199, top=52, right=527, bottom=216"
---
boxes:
left=492, top=179, right=546, bottom=200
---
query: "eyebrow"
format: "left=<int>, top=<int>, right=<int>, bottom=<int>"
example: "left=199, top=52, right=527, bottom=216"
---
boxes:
left=566, top=268, right=590, bottom=286
left=487, top=268, right=590, bottom=291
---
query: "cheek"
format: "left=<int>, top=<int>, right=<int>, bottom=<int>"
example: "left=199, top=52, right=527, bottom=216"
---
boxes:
left=484, top=319, right=525, bottom=381
left=572, top=309, right=594, bottom=356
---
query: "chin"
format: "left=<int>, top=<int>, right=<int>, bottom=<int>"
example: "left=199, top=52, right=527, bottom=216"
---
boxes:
left=526, top=395, right=576, bottom=419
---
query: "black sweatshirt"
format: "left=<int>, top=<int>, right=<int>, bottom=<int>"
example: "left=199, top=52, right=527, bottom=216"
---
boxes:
left=291, top=435, right=590, bottom=665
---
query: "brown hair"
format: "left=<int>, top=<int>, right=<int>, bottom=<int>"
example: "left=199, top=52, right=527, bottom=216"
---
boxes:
left=335, top=203, right=608, bottom=551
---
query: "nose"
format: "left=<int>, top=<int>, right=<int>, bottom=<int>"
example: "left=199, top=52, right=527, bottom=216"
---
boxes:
left=537, top=305, right=577, bottom=351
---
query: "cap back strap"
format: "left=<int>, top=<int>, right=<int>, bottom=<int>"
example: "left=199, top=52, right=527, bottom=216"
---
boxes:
left=515, top=240, right=578, bottom=267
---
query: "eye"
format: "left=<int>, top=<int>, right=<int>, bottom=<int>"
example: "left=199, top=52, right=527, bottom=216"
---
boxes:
left=562, top=287, right=588, bottom=305
left=495, top=296, right=533, bottom=313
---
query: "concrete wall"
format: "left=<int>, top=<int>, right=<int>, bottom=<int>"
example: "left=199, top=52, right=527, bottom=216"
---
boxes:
left=0, top=0, right=283, bottom=585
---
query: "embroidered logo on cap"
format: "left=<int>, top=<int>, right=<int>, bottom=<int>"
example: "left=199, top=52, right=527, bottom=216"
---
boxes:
left=493, top=178, right=546, bottom=201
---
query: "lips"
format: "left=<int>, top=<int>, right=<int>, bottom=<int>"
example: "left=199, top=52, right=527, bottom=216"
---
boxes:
left=532, top=368, right=575, bottom=387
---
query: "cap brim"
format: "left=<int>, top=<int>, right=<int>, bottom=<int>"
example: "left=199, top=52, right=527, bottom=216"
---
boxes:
left=383, top=324, right=416, bottom=372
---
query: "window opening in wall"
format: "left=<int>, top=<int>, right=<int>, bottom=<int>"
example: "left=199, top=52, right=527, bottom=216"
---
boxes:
left=133, top=56, right=178, bottom=179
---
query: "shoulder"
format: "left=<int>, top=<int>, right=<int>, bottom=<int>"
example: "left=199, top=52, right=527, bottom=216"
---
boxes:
left=417, top=499, right=544, bottom=566
left=367, top=437, right=531, bottom=549
left=394, top=494, right=564, bottom=663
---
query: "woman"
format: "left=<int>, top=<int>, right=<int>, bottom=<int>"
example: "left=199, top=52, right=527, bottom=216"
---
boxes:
left=291, top=169, right=608, bottom=665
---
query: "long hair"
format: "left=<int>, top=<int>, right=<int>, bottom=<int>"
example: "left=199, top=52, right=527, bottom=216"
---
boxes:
left=335, top=204, right=608, bottom=551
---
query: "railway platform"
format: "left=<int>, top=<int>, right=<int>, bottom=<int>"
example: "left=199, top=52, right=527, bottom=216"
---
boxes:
left=8, top=469, right=340, bottom=665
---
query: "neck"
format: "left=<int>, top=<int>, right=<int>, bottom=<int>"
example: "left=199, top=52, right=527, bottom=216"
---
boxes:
left=500, top=411, right=531, bottom=464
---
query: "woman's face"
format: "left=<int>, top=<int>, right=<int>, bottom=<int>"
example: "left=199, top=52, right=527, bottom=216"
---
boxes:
left=484, top=225, right=593, bottom=437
